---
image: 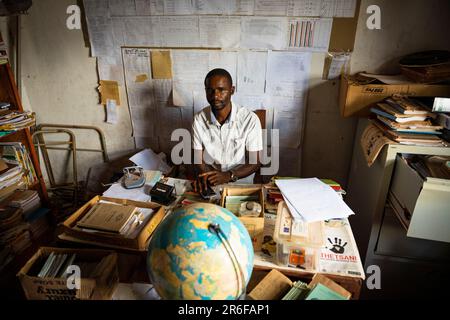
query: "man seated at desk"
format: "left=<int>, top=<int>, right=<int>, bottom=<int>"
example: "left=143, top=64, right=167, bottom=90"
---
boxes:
left=192, top=68, right=262, bottom=193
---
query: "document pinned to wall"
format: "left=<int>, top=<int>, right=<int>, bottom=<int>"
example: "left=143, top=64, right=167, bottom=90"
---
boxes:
left=241, top=17, right=288, bottom=50
left=106, top=99, right=118, bottom=124
left=193, top=0, right=231, bottom=14
left=85, top=16, right=115, bottom=57
left=160, top=16, right=200, bottom=47
left=320, top=0, right=357, bottom=18
left=199, top=17, right=241, bottom=48
left=273, top=111, right=303, bottom=148
left=108, top=0, right=137, bottom=16
left=287, top=0, right=321, bottom=17
left=163, top=0, right=195, bottom=15
left=254, top=0, right=288, bottom=16
left=171, top=50, right=209, bottom=107
left=237, top=51, right=267, bottom=95
left=287, top=18, right=333, bottom=52
left=123, top=16, right=162, bottom=47
left=99, top=80, right=121, bottom=105
left=230, top=0, right=255, bottom=15
left=151, top=50, right=172, bottom=79
left=97, top=56, right=125, bottom=86
left=208, top=51, right=238, bottom=86
left=266, top=51, right=311, bottom=100
left=323, top=51, right=351, bottom=80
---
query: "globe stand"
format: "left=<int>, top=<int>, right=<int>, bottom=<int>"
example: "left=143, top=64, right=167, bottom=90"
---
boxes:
left=208, top=223, right=247, bottom=300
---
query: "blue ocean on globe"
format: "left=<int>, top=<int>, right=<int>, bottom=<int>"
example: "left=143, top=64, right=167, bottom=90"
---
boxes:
left=147, top=203, right=254, bottom=300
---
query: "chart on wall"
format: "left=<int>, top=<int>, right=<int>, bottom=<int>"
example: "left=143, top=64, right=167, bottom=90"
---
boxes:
left=83, top=0, right=357, bottom=176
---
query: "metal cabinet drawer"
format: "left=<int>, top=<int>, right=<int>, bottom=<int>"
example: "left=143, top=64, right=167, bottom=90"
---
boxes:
left=389, top=154, right=450, bottom=243
left=375, top=205, right=450, bottom=261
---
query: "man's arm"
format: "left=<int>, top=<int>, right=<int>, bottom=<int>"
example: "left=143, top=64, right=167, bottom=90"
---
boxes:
left=206, top=151, right=261, bottom=186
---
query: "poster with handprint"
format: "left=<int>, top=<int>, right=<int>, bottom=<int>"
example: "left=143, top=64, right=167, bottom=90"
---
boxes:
left=319, top=218, right=365, bottom=278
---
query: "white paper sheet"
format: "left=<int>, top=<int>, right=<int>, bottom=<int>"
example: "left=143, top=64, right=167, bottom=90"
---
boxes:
left=103, top=183, right=151, bottom=202
left=160, top=16, right=200, bottom=47
left=230, top=0, right=255, bottom=15
left=266, top=51, right=311, bottom=99
left=273, top=111, right=303, bottom=148
left=232, top=94, right=268, bottom=111
left=269, top=95, right=304, bottom=114
left=240, top=17, right=288, bottom=50
left=85, top=16, right=114, bottom=57
left=123, top=16, right=162, bottom=46
left=108, top=0, right=136, bottom=16
left=193, top=0, right=231, bottom=14
left=321, top=0, right=356, bottom=17
left=163, top=0, right=194, bottom=15
left=123, top=48, right=154, bottom=108
left=208, top=51, right=238, bottom=85
left=287, top=0, right=321, bottom=17
left=83, top=0, right=109, bottom=18
left=199, top=17, right=241, bottom=48
left=237, top=51, right=267, bottom=95
left=326, top=52, right=351, bottom=80
left=130, top=148, right=171, bottom=173
left=106, top=99, right=118, bottom=124
left=287, top=18, right=333, bottom=52
left=97, top=56, right=124, bottom=85
left=275, top=178, right=355, bottom=222
left=153, top=79, right=173, bottom=105
left=254, top=0, right=288, bottom=16
left=171, top=50, right=209, bottom=107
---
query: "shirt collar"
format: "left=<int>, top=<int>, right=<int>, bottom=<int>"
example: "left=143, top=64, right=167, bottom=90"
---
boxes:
left=207, top=101, right=238, bottom=126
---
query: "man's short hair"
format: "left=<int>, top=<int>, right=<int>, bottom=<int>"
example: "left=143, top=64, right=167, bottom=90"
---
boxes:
left=204, top=68, right=233, bottom=86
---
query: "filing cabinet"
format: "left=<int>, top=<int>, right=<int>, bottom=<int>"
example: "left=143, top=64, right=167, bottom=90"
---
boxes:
left=346, top=118, right=450, bottom=299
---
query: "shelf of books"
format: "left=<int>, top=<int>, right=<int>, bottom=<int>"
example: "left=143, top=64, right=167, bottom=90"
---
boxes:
left=0, top=62, right=53, bottom=290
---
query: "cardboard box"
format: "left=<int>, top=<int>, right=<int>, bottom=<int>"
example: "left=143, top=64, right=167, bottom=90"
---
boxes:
left=17, top=247, right=119, bottom=300
left=61, top=196, right=165, bottom=251
left=221, top=186, right=265, bottom=251
left=339, top=75, right=450, bottom=117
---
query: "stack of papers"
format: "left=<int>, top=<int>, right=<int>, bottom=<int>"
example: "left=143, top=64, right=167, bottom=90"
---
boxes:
left=275, top=178, right=355, bottom=222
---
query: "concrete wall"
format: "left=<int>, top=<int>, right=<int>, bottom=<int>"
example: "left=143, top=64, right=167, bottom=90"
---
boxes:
left=13, top=0, right=450, bottom=188
left=19, top=0, right=134, bottom=186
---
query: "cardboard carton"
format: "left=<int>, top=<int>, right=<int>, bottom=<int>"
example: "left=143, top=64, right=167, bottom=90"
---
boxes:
left=17, top=247, right=118, bottom=300
left=221, top=186, right=265, bottom=251
left=60, top=196, right=165, bottom=251
left=339, top=75, right=450, bottom=117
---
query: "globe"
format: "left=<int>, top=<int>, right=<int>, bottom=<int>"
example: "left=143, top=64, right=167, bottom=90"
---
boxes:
left=146, top=203, right=254, bottom=300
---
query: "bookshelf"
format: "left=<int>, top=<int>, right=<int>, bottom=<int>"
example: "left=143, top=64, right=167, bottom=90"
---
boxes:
left=0, top=62, right=48, bottom=202
left=0, top=62, right=53, bottom=299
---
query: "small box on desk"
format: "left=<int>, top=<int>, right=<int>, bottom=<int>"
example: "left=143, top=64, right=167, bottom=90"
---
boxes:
left=60, top=196, right=165, bottom=251
left=220, top=186, right=265, bottom=251
left=17, top=246, right=119, bottom=300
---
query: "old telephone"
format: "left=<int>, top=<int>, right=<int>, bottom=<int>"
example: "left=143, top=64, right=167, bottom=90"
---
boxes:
left=122, top=166, right=145, bottom=189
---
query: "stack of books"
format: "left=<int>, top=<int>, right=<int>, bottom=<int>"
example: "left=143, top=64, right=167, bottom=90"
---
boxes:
left=370, top=95, right=447, bottom=146
left=0, top=158, right=25, bottom=202
left=37, top=252, right=77, bottom=278
left=0, top=109, right=36, bottom=132
left=0, top=206, right=32, bottom=256
left=0, top=142, right=38, bottom=188
left=6, top=190, right=41, bottom=220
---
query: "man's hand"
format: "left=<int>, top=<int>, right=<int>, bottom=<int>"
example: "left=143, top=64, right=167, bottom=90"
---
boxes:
left=192, top=171, right=212, bottom=193
left=206, top=171, right=232, bottom=186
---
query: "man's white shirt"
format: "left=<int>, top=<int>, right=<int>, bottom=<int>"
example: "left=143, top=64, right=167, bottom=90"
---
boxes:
left=192, top=102, right=263, bottom=183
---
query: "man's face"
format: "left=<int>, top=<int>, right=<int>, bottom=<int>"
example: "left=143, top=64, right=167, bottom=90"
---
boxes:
left=205, top=75, right=235, bottom=111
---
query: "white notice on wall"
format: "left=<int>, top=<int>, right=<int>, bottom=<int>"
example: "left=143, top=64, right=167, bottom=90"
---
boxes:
left=85, top=16, right=114, bottom=57
left=160, top=16, right=200, bottom=47
left=230, top=0, right=255, bottom=15
left=266, top=51, right=311, bottom=99
left=123, top=16, right=162, bottom=47
left=163, top=0, right=194, bottom=15
left=287, top=18, right=333, bottom=52
left=273, top=111, right=303, bottom=148
left=241, top=17, right=288, bottom=50
left=106, top=99, right=118, bottom=124
left=320, top=0, right=356, bottom=18
left=193, top=0, right=231, bottom=14
left=208, top=51, right=238, bottom=85
left=108, top=0, right=136, bottom=16
left=237, top=51, right=267, bottom=95
left=199, top=17, right=241, bottom=48
left=254, top=0, right=288, bottom=16
left=171, top=50, right=209, bottom=107
left=287, top=0, right=321, bottom=17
